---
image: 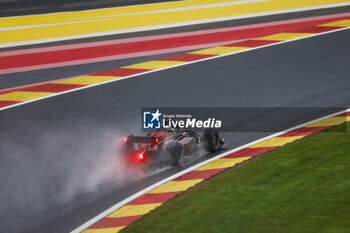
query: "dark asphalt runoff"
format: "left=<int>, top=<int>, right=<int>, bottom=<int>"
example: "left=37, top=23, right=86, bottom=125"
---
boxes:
left=0, top=0, right=180, bottom=17
left=0, top=29, right=350, bottom=233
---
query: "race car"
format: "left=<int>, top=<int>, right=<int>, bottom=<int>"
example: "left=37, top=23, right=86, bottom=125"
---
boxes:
left=123, top=128, right=224, bottom=167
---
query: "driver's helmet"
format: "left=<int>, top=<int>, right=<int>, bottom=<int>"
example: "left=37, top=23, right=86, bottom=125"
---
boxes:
left=168, top=128, right=177, bottom=135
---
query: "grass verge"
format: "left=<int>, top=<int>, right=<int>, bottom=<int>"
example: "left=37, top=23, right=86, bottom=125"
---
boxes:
left=122, top=123, right=350, bottom=233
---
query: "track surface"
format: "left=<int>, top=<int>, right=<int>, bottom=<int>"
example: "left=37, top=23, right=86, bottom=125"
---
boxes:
left=0, top=0, right=180, bottom=17
left=0, top=29, right=349, bottom=233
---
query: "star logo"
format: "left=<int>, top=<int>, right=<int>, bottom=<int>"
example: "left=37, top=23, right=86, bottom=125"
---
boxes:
left=151, top=109, right=162, bottom=122
left=143, top=109, right=162, bottom=129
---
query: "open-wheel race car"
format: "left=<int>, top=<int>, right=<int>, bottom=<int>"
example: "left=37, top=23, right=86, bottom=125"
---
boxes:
left=123, top=128, right=225, bottom=167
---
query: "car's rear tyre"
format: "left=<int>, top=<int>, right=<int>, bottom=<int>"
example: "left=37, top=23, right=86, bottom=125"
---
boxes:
left=203, top=129, right=220, bottom=153
left=167, top=142, right=184, bottom=166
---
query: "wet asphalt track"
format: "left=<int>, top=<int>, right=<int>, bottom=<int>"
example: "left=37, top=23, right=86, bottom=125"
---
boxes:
left=0, top=29, right=350, bottom=233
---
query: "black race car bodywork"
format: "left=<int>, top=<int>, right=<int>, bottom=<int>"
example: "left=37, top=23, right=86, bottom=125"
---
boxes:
left=123, top=128, right=224, bottom=167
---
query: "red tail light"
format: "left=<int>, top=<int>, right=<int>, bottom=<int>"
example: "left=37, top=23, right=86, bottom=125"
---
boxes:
left=124, top=136, right=128, bottom=143
left=154, top=137, right=159, bottom=143
left=138, top=153, right=145, bottom=160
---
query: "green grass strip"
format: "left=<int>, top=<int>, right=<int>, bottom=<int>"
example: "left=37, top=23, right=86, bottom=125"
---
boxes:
left=122, top=123, right=350, bottom=233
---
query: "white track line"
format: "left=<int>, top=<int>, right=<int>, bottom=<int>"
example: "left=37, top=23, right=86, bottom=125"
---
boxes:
left=1, top=2, right=350, bottom=48
left=1, top=27, right=349, bottom=112
left=71, top=108, right=349, bottom=233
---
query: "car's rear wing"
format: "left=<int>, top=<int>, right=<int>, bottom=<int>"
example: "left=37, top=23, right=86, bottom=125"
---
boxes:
left=125, top=135, right=159, bottom=144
